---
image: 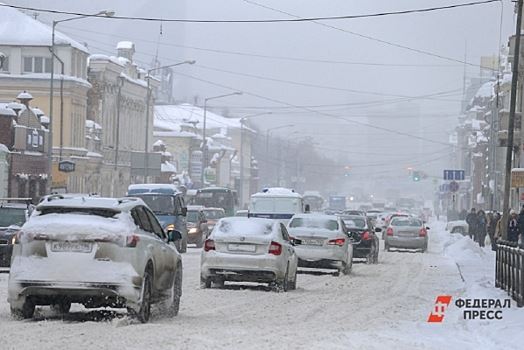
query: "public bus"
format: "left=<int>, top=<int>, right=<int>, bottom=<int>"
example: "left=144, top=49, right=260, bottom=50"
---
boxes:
left=303, top=191, right=325, bottom=212
left=192, top=187, right=238, bottom=217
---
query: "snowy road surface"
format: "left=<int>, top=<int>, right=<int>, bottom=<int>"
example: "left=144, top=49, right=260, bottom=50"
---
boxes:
left=0, top=220, right=521, bottom=350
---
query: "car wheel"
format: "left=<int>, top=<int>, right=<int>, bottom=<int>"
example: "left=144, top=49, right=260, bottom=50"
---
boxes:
left=200, top=276, right=212, bottom=289
left=272, top=266, right=289, bottom=292
left=168, top=266, right=182, bottom=317
left=132, top=269, right=152, bottom=323
left=10, top=299, right=35, bottom=320
left=288, top=268, right=297, bottom=290
left=51, top=301, right=71, bottom=314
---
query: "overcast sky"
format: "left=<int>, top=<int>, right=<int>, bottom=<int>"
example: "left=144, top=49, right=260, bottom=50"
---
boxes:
left=6, top=0, right=516, bottom=194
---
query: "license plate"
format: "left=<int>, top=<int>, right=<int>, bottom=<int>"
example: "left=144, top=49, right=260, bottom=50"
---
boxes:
left=228, top=243, right=256, bottom=252
left=51, top=241, right=93, bottom=253
left=302, top=239, right=324, bottom=246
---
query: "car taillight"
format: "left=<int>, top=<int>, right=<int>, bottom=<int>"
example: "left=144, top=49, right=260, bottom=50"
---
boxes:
left=126, top=234, right=140, bottom=247
left=419, top=228, right=427, bottom=237
left=386, top=227, right=394, bottom=236
left=328, top=238, right=345, bottom=246
left=204, top=239, right=215, bottom=252
left=362, top=231, right=371, bottom=240
left=269, top=241, right=282, bottom=255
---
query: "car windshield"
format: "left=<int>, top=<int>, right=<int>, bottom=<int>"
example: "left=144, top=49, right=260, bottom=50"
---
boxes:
left=391, top=218, right=422, bottom=227
left=0, top=207, right=26, bottom=227
left=289, top=217, right=339, bottom=231
left=342, top=217, right=366, bottom=229
left=187, top=211, right=199, bottom=223
left=136, top=195, right=174, bottom=215
left=216, top=219, right=273, bottom=236
left=204, top=210, right=225, bottom=220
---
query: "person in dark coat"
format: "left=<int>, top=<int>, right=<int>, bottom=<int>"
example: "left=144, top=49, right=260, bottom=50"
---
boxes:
left=476, top=210, right=487, bottom=247
left=517, top=206, right=524, bottom=242
left=488, top=212, right=500, bottom=251
left=465, top=208, right=477, bottom=240
left=508, top=210, right=520, bottom=243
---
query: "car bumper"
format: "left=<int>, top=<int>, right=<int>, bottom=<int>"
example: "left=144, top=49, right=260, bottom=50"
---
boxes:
left=8, top=257, right=142, bottom=309
left=201, top=251, right=286, bottom=282
left=294, top=246, right=347, bottom=267
left=386, top=236, right=427, bottom=249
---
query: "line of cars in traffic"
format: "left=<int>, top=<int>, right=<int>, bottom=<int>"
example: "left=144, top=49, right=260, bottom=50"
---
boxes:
left=1, top=186, right=430, bottom=323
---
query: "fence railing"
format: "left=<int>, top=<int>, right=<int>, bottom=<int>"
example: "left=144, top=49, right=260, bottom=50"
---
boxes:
left=495, top=240, right=524, bottom=307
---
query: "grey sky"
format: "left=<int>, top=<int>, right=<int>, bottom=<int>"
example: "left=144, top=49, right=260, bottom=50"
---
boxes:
left=6, top=0, right=515, bottom=194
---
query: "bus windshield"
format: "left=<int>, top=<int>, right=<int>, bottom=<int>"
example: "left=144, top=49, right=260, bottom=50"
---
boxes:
left=193, top=189, right=236, bottom=216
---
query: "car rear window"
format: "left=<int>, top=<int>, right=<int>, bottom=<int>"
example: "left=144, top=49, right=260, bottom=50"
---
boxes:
left=37, top=206, right=119, bottom=218
left=342, top=217, right=366, bottom=228
left=289, top=217, right=339, bottom=231
left=215, top=219, right=273, bottom=236
left=391, top=218, right=422, bottom=227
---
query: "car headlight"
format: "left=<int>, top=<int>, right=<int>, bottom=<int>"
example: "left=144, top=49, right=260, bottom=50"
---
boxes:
left=189, top=228, right=198, bottom=234
left=11, top=235, right=17, bottom=245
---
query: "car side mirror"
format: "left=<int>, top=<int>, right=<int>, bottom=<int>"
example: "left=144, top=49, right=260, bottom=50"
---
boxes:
left=375, top=227, right=382, bottom=233
left=167, top=230, right=182, bottom=243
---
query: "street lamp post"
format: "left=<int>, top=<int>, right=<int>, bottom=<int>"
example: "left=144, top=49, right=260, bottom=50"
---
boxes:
left=144, top=60, right=195, bottom=181
left=201, top=92, right=242, bottom=186
left=48, top=10, right=114, bottom=192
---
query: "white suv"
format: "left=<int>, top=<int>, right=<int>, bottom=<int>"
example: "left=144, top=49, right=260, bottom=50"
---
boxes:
left=8, top=195, right=183, bottom=323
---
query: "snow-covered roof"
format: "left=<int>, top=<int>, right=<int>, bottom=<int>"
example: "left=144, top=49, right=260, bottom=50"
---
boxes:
left=85, top=119, right=102, bottom=130
left=153, top=139, right=165, bottom=147
left=31, top=107, right=44, bottom=116
left=0, top=143, right=9, bottom=153
left=155, top=103, right=243, bottom=132
left=252, top=187, right=302, bottom=198
left=116, top=41, right=134, bottom=50
left=154, top=130, right=196, bottom=138
left=39, top=115, right=49, bottom=124
left=161, top=161, right=177, bottom=173
left=0, top=73, right=92, bottom=88
left=0, top=6, right=89, bottom=53
left=0, top=103, right=16, bottom=117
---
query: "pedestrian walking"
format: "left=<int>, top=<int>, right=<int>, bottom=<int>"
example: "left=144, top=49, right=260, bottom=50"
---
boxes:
left=465, top=208, right=477, bottom=240
left=508, top=210, right=520, bottom=243
left=476, top=210, right=487, bottom=247
left=488, top=212, right=500, bottom=251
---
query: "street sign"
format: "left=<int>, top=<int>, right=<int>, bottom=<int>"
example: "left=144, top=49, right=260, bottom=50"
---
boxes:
left=449, top=181, right=460, bottom=193
left=58, top=160, right=75, bottom=173
left=511, top=169, right=524, bottom=188
left=443, top=169, right=465, bottom=181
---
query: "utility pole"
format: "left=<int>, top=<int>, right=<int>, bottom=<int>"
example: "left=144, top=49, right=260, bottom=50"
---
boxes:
left=502, top=0, right=523, bottom=240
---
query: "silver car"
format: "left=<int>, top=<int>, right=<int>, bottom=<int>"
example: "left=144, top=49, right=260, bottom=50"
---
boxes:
left=8, top=195, right=183, bottom=323
left=288, top=214, right=353, bottom=276
left=200, top=217, right=299, bottom=292
left=384, top=217, right=429, bottom=252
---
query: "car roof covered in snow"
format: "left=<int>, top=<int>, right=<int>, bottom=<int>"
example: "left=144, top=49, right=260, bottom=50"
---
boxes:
left=127, top=183, right=181, bottom=195
left=251, top=187, right=302, bottom=198
left=36, top=195, right=144, bottom=212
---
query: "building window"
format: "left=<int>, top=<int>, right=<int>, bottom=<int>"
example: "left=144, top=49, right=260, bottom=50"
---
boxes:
left=0, top=56, right=8, bottom=72
left=23, top=57, right=52, bottom=73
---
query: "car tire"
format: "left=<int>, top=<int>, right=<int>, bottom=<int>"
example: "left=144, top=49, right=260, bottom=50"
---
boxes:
left=288, top=268, right=297, bottom=290
left=168, top=266, right=182, bottom=317
left=131, top=268, right=152, bottom=323
left=10, top=299, right=35, bottom=320
left=200, top=276, right=212, bottom=289
left=51, top=301, right=71, bottom=314
left=272, top=266, right=289, bottom=292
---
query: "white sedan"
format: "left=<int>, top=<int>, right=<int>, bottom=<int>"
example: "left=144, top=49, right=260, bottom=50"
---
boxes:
left=288, top=214, right=353, bottom=276
left=200, top=217, right=298, bottom=292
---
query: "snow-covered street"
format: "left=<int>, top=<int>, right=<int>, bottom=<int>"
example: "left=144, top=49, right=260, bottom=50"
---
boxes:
left=0, top=220, right=520, bottom=350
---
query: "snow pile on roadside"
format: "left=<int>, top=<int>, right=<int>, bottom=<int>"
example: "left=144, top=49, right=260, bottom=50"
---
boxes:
left=443, top=233, right=489, bottom=265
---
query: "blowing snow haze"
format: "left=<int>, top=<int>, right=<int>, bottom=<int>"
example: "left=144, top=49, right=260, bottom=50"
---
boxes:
left=4, top=0, right=514, bottom=197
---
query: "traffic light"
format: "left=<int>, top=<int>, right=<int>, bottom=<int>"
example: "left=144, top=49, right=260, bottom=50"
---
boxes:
left=412, top=171, right=421, bottom=182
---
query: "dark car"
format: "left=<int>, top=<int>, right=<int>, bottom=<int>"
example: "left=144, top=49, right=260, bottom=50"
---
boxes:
left=340, top=215, right=379, bottom=264
left=187, top=206, right=210, bottom=248
left=0, top=199, right=31, bottom=267
left=202, top=207, right=225, bottom=232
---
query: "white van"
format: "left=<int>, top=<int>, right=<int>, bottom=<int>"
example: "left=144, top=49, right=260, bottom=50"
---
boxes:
left=248, top=188, right=304, bottom=221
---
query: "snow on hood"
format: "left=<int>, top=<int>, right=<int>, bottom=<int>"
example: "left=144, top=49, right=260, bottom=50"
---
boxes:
left=21, top=213, right=135, bottom=241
